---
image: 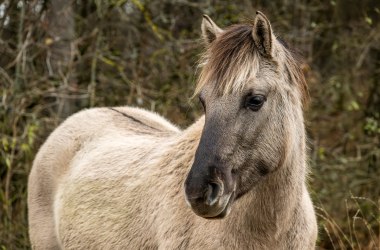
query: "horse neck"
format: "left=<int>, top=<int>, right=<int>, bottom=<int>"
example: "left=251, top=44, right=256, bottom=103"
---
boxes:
left=179, top=116, right=205, bottom=144
left=168, top=115, right=205, bottom=176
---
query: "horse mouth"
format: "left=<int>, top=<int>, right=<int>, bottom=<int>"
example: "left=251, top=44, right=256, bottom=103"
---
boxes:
left=203, top=191, right=235, bottom=220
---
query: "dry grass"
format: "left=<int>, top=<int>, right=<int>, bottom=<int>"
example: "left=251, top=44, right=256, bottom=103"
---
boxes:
left=315, top=196, right=379, bottom=249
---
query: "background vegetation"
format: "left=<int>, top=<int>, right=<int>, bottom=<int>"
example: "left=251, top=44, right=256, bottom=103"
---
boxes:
left=0, top=0, right=379, bottom=249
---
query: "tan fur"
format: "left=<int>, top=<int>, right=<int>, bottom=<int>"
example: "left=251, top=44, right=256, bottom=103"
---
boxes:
left=28, top=12, right=317, bottom=250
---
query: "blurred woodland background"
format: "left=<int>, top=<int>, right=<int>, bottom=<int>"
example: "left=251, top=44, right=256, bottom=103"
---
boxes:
left=0, top=0, right=379, bottom=249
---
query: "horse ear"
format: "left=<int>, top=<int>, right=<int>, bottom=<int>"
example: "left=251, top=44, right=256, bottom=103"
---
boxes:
left=252, top=11, right=274, bottom=57
left=201, top=15, right=223, bottom=45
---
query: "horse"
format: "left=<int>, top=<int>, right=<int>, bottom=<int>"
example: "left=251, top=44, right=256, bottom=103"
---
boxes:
left=28, top=11, right=317, bottom=249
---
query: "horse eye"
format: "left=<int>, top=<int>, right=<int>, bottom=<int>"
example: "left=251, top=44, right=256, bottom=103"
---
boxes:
left=245, top=95, right=266, bottom=111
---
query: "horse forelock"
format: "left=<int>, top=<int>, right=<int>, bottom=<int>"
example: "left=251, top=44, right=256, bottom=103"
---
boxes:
left=194, top=23, right=309, bottom=107
left=195, top=24, right=258, bottom=96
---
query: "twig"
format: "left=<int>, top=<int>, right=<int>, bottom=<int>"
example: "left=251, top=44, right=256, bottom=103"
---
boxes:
left=89, top=29, right=101, bottom=107
left=14, top=0, right=25, bottom=92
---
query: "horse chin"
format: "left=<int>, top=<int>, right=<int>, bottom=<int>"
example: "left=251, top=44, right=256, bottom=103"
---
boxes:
left=203, top=191, right=235, bottom=220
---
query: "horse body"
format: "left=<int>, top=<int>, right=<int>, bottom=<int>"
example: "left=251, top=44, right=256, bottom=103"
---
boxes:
left=28, top=12, right=318, bottom=249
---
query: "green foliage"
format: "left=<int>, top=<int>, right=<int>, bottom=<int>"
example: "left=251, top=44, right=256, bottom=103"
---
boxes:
left=0, top=0, right=379, bottom=248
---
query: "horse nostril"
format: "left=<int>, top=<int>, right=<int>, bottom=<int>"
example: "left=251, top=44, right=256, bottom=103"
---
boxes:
left=205, top=182, right=222, bottom=206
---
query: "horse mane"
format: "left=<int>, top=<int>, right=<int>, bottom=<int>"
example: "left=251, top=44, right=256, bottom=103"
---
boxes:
left=194, top=23, right=309, bottom=106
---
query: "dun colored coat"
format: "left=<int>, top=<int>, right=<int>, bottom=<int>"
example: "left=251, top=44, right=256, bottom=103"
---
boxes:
left=28, top=11, right=318, bottom=249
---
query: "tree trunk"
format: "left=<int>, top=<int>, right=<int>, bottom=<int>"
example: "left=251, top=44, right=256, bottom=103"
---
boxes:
left=46, top=0, right=77, bottom=119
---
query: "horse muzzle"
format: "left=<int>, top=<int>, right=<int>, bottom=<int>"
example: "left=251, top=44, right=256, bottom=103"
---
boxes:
left=184, top=166, right=236, bottom=219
